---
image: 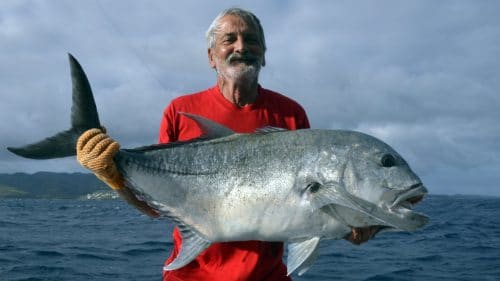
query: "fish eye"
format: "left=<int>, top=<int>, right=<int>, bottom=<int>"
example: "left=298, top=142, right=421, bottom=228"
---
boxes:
left=307, top=182, right=321, bottom=193
left=381, top=154, right=396, bottom=167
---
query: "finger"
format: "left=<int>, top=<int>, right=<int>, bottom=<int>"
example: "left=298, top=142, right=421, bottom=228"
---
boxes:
left=369, top=226, right=381, bottom=239
left=100, top=141, right=120, bottom=161
left=77, top=128, right=103, bottom=151
left=350, top=227, right=370, bottom=245
left=354, top=228, right=365, bottom=244
left=80, top=140, right=118, bottom=172
left=346, top=228, right=361, bottom=244
left=81, top=133, right=109, bottom=155
left=92, top=138, right=115, bottom=158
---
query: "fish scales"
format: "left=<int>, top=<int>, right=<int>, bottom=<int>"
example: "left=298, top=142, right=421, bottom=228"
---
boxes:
left=117, top=131, right=320, bottom=240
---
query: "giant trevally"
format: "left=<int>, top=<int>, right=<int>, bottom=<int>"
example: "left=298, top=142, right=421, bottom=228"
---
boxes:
left=8, top=54, right=428, bottom=276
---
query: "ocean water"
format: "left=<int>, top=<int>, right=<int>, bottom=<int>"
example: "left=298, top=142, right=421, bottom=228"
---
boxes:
left=1, top=195, right=499, bottom=281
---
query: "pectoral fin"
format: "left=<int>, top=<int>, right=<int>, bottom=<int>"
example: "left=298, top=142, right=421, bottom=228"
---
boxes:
left=164, top=223, right=211, bottom=271
left=287, top=236, right=320, bottom=276
left=312, top=183, right=397, bottom=226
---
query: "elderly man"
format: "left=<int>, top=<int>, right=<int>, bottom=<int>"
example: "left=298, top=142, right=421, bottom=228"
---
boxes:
left=77, top=8, right=375, bottom=281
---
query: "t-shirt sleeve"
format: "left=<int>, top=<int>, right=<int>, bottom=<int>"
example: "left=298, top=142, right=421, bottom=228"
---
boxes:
left=158, top=103, right=178, bottom=144
left=296, top=105, right=310, bottom=129
left=268, top=89, right=310, bottom=130
left=287, top=100, right=310, bottom=130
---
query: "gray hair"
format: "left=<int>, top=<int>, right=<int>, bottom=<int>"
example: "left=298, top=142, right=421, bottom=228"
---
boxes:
left=205, top=8, right=267, bottom=53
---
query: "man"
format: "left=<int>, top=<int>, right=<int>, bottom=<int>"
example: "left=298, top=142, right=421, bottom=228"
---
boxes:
left=76, top=8, right=376, bottom=281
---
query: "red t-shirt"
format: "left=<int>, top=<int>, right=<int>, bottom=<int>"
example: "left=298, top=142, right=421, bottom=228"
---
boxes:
left=159, top=85, right=310, bottom=281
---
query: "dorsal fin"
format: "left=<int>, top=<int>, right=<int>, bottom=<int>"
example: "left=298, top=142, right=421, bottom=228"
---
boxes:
left=179, top=112, right=234, bottom=139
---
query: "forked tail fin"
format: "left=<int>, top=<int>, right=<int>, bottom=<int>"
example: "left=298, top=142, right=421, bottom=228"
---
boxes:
left=7, top=54, right=101, bottom=159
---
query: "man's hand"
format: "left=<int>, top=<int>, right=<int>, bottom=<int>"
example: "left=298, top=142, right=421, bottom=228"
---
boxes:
left=345, top=226, right=381, bottom=245
left=76, top=128, right=124, bottom=190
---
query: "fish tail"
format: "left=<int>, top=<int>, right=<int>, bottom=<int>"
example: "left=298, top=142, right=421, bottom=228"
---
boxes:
left=7, top=54, right=101, bottom=159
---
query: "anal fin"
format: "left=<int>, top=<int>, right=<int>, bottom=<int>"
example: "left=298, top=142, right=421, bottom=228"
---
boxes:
left=287, top=236, right=321, bottom=276
left=164, top=223, right=211, bottom=271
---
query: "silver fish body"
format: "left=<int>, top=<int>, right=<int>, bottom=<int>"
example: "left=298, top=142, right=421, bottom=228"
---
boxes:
left=117, top=125, right=428, bottom=274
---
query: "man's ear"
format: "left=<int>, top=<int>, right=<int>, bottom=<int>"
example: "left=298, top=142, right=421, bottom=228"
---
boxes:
left=208, top=48, right=216, bottom=69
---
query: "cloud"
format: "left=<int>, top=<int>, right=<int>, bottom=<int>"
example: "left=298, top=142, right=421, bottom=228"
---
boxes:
left=1, top=1, right=499, bottom=196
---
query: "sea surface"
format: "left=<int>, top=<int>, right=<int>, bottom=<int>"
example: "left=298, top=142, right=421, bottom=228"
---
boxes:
left=1, top=195, right=499, bottom=281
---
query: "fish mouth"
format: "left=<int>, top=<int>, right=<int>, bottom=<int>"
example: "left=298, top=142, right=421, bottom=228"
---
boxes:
left=376, top=184, right=429, bottom=232
left=390, top=184, right=427, bottom=210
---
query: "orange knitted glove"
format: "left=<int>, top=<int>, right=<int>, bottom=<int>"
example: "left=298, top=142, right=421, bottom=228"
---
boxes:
left=76, top=128, right=124, bottom=190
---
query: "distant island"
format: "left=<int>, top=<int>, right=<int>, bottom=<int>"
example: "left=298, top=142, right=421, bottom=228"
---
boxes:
left=0, top=172, right=114, bottom=199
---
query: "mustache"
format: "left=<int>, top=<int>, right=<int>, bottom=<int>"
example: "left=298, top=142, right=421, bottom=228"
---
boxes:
left=226, top=53, right=260, bottom=64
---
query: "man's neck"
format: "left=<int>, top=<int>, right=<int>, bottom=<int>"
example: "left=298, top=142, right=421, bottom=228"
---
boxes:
left=217, top=75, right=259, bottom=107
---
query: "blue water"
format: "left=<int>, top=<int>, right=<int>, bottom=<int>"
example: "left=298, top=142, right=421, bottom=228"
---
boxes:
left=1, top=195, right=499, bottom=281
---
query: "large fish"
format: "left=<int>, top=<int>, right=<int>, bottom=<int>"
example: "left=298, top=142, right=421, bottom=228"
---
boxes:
left=8, top=54, right=428, bottom=276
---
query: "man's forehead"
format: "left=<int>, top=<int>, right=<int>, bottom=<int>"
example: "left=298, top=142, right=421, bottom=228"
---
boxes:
left=217, top=15, right=258, bottom=35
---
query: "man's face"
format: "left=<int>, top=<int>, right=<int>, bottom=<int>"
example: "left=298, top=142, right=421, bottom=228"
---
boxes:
left=208, top=15, right=265, bottom=81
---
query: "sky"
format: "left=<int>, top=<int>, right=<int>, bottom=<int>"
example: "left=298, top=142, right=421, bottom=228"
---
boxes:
left=1, top=0, right=499, bottom=196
